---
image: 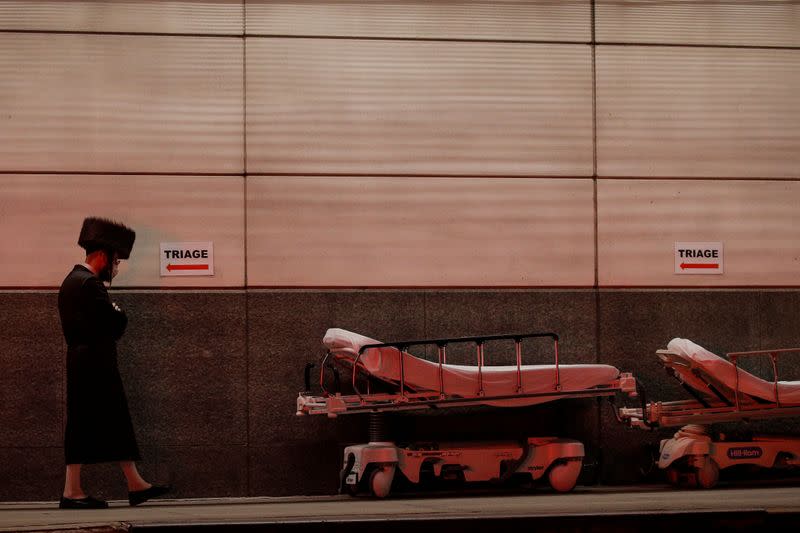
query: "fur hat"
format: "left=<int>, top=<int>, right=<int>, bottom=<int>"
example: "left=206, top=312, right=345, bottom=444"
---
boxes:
left=78, top=217, right=136, bottom=259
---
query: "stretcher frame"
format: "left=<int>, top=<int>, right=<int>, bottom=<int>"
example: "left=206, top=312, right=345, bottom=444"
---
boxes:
left=297, top=331, right=637, bottom=417
left=618, top=347, right=800, bottom=429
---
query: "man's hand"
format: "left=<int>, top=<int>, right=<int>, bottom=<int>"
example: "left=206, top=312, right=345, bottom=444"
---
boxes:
left=112, top=302, right=123, bottom=313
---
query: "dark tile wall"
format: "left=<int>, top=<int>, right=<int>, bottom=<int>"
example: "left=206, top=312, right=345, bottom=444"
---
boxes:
left=2, top=289, right=799, bottom=500
left=157, top=445, right=249, bottom=498
left=760, top=292, right=800, bottom=354
left=0, top=293, right=63, bottom=449
left=597, top=290, right=800, bottom=483
left=0, top=447, right=64, bottom=501
left=249, top=442, right=344, bottom=496
left=116, top=292, right=248, bottom=447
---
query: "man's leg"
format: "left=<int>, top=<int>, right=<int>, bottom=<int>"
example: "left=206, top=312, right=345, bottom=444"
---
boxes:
left=63, top=464, right=85, bottom=499
left=121, top=461, right=172, bottom=506
left=119, top=461, right=151, bottom=492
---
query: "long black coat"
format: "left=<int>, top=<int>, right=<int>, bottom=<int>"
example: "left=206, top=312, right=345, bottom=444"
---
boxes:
left=58, top=265, right=140, bottom=464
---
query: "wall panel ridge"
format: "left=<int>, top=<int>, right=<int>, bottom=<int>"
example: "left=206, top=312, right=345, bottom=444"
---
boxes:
left=246, top=176, right=596, bottom=287
left=245, top=0, right=591, bottom=42
left=0, top=175, right=246, bottom=288
left=246, top=39, right=594, bottom=176
left=596, top=46, right=800, bottom=178
left=597, top=179, right=800, bottom=286
left=0, top=0, right=245, bottom=35
left=596, top=0, right=800, bottom=48
left=0, top=33, right=244, bottom=174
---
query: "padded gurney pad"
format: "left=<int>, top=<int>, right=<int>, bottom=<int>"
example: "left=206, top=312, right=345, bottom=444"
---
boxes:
left=324, top=328, right=621, bottom=407
left=667, top=338, right=800, bottom=405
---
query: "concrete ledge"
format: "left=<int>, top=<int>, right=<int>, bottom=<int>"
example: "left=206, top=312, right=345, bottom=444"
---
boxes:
left=3, top=486, right=799, bottom=533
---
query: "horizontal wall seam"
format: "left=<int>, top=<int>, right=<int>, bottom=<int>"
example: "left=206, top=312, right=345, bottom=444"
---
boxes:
left=0, top=288, right=248, bottom=293
left=246, top=34, right=590, bottom=45
left=6, top=172, right=798, bottom=182
left=3, top=30, right=798, bottom=51
left=5, top=287, right=800, bottom=293
left=596, top=40, right=800, bottom=51
left=4, top=176, right=799, bottom=184
left=0, top=29, right=586, bottom=45
left=591, top=176, right=800, bottom=182
left=0, top=171, right=245, bottom=177
left=0, top=29, right=244, bottom=38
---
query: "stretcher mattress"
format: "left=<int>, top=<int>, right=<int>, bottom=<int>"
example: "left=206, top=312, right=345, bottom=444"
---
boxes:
left=324, top=328, right=621, bottom=407
left=667, top=338, right=800, bottom=405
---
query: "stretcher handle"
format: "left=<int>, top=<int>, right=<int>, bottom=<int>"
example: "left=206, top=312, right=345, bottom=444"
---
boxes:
left=358, top=332, right=559, bottom=352
left=515, top=340, right=522, bottom=393
left=728, top=355, right=742, bottom=411
left=317, top=352, right=343, bottom=397
left=771, top=354, right=780, bottom=408
left=304, top=362, right=315, bottom=393
left=398, top=345, right=407, bottom=399
left=554, top=338, right=561, bottom=391
left=319, top=351, right=331, bottom=395
left=437, top=344, right=447, bottom=399
left=351, top=349, right=366, bottom=401
left=476, top=341, right=485, bottom=397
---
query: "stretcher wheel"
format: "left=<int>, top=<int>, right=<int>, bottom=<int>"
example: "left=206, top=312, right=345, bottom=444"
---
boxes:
left=665, top=466, right=680, bottom=486
left=369, top=467, right=393, bottom=498
left=345, top=479, right=360, bottom=496
left=695, top=458, right=719, bottom=489
left=547, top=461, right=581, bottom=493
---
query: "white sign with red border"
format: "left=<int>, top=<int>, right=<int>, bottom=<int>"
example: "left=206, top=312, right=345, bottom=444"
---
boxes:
left=160, top=242, right=214, bottom=277
left=674, top=242, right=723, bottom=275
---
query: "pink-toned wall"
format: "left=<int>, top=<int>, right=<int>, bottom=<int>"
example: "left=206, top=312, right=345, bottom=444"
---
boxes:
left=1, top=1, right=799, bottom=500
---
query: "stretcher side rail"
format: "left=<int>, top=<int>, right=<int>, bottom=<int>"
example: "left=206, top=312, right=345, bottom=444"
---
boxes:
left=620, top=346, right=800, bottom=429
left=298, top=331, right=637, bottom=417
left=354, top=332, right=561, bottom=401
left=727, top=348, right=800, bottom=410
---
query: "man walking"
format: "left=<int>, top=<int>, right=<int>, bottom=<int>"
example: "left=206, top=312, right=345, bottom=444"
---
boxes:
left=58, top=217, right=170, bottom=509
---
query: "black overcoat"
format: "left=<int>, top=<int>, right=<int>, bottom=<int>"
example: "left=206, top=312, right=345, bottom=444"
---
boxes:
left=58, top=265, right=140, bottom=464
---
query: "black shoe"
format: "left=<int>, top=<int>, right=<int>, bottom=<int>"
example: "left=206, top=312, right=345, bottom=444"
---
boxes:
left=128, top=484, right=172, bottom=506
left=59, top=496, right=109, bottom=509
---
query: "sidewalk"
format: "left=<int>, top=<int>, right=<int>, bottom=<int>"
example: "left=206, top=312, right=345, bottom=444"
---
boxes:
left=2, top=485, right=799, bottom=532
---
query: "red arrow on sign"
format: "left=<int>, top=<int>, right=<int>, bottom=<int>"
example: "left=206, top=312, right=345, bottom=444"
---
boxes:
left=167, top=264, right=209, bottom=272
left=681, top=263, right=719, bottom=270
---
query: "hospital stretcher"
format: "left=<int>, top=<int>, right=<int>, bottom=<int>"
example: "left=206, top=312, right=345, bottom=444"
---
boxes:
left=297, top=328, right=637, bottom=497
left=618, top=338, right=800, bottom=488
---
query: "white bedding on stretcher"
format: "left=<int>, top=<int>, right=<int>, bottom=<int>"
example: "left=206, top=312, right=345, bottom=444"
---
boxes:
left=667, top=338, right=800, bottom=405
left=324, top=328, right=621, bottom=407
